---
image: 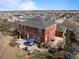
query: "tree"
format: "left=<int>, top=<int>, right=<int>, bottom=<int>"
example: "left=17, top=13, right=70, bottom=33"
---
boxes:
left=64, top=29, right=76, bottom=59
left=64, top=29, right=76, bottom=52
left=0, top=19, right=10, bottom=31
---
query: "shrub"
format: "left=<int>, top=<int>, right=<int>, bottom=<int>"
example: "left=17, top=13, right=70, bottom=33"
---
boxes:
left=9, top=39, right=16, bottom=47
left=37, top=44, right=43, bottom=48
left=0, top=19, right=10, bottom=31
left=48, top=48, right=56, bottom=54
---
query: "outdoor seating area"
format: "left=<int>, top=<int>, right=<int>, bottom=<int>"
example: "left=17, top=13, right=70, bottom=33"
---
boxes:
left=9, top=37, right=47, bottom=54
left=9, top=36, right=65, bottom=55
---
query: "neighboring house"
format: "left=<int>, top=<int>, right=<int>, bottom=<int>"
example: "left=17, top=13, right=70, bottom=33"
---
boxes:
left=17, top=16, right=57, bottom=45
left=55, top=23, right=66, bottom=37
left=55, top=17, right=67, bottom=37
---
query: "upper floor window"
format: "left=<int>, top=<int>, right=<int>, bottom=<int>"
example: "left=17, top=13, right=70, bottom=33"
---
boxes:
left=26, top=26, right=30, bottom=31
left=22, top=25, right=25, bottom=29
left=31, top=27, right=33, bottom=31
left=31, top=27, right=35, bottom=32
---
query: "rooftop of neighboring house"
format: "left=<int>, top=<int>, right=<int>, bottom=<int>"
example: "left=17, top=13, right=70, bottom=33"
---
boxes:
left=56, top=23, right=66, bottom=32
left=18, top=16, right=55, bottom=29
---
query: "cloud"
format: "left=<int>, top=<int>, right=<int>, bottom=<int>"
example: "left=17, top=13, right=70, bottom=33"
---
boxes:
left=17, top=0, right=38, bottom=10
left=0, top=0, right=39, bottom=10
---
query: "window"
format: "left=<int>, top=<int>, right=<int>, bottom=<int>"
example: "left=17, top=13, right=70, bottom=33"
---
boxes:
left=22, top=25, right=24, bottom=29
left=34, top=28, right=38, bottom=34
left=26, top=26, right=30, bottom=31
left=38, top=29, right=42, bottom=33
left=31, top=27, right=33, bottom=31
left=19, top=24, right=21, bottom=29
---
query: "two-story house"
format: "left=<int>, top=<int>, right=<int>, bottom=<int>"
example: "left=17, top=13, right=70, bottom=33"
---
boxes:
left=17, top=16, right=57, bottom=45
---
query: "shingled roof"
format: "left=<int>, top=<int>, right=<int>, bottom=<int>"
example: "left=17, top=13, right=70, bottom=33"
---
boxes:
left=56, top=23, right=66, bottom=32
left=19, top=16, right=55, bottom=29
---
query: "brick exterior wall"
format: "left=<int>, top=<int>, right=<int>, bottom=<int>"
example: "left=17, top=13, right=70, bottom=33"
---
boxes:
left=17, top=23, right=57, bottom=45
left=55, top=31, right=64, bottom=37
left=45, top=23, right=57, bottom=44
left=18, top=24, right=45, bottom=43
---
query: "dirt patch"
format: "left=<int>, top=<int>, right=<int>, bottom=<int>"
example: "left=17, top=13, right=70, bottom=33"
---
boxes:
left=0, top=35, right=31, bottom=59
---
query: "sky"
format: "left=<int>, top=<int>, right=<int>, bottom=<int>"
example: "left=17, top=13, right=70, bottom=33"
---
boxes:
left=0, top=0, right=79, bottom=10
